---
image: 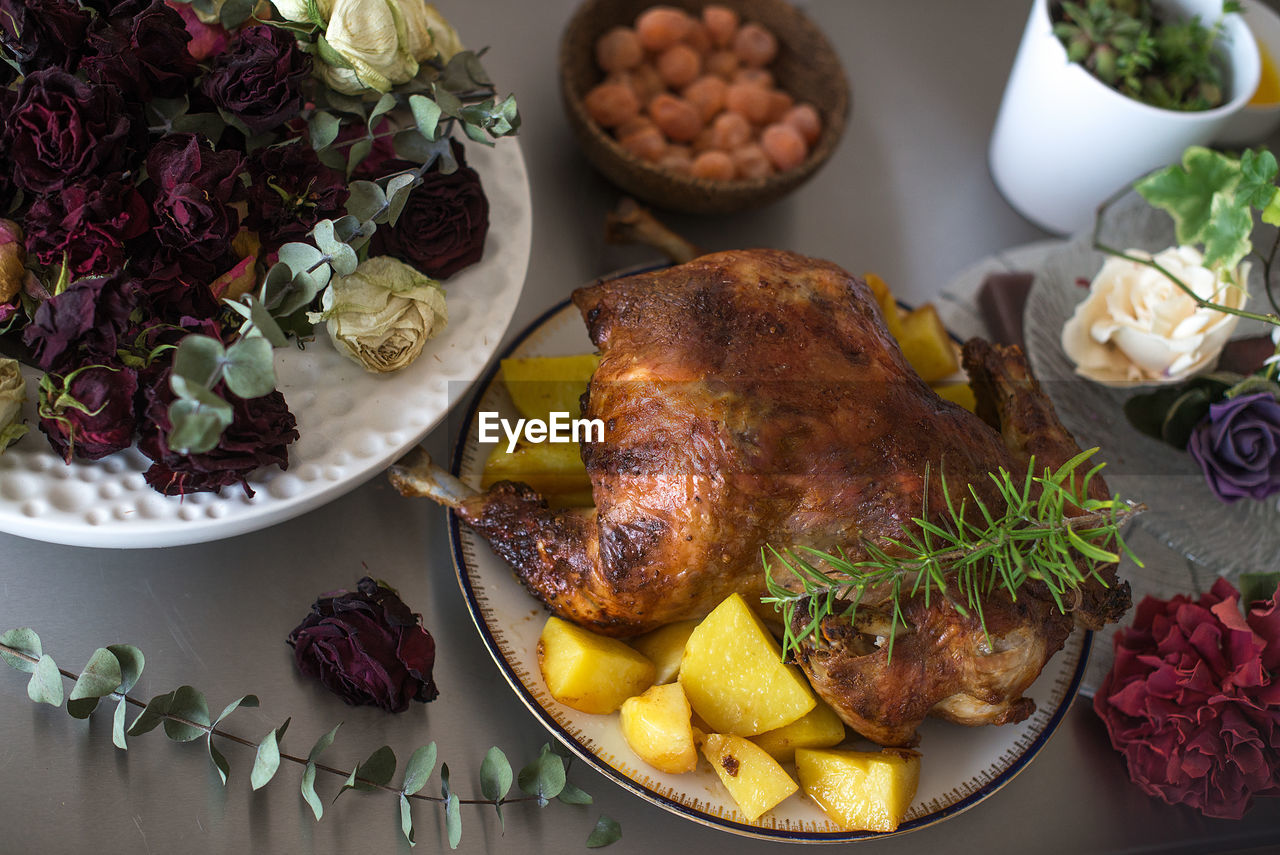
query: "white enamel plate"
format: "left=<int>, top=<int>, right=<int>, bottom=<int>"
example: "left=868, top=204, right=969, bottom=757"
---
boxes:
left=0, top=140, right=531, bottom=548
left=448, top=282, right=1091, bottom=842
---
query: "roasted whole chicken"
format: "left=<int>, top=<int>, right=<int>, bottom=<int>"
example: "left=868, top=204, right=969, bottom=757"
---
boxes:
left=391, top=249, right=1131, bottom=746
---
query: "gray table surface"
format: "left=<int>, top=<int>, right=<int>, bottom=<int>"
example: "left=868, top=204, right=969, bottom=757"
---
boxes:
left=3, top=1, right=1279, bottom=853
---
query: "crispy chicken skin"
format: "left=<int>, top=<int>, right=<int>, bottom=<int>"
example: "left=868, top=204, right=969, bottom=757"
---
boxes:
left=394, top=249, right=1131, bottom=746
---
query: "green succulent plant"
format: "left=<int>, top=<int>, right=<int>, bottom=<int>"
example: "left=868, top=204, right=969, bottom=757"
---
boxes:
left=1052, top=0, right=1242, bottom=111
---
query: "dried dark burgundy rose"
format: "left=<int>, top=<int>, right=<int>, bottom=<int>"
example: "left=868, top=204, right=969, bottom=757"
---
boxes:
left=137, top=367, right=299, bottom=496
left=1094, top=579, right=1280, bottom=819
left=244, top=142, right=349, bottom=252
left=201, top=23, right=311, bottom=135
left=24, top=175, right=151, bottom=278
left=38, top=363, right=139, bottom=461
left=79, top=0, right=197, bottom=103
left=2, top=68, right=137, bottom=195
left=22, top=273, right=141, bottom=373
left=368, top=143, right=489, bottom=279
left=287, top=577, right=439, bottom=713
left=0, top=0, right=91, bottom=74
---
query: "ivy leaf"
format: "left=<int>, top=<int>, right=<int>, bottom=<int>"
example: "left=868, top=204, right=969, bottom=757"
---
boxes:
left=1265, top=190, right=1280, bottom=228
left=400, top=793, right=415, bottom=846
left=586, top=815, right=622, bottom=848
left=444, top=792, right=461, bottom=849
left=251, top=718, right=290, bottom=791
left=1237, top=149, right=1279, bottom=210
left=222, top=337, right=276, bottom=400
left=0, top=627, right=42, bottom=673
left=1135, top=146, right=1242, bottom=246
left=409, top=94, right=442, bottom=141
left=128, top=690, right=176, bottom=736
left=67, top=647, right=123, bottom=719
left=163, top=685, right=211, bottom=743
left=27, top=654, right=63, bottom=707
left=1201, top=191, right=1255, bottom=270
left=401, top=742, right=437, bottom=796
left=557, top=781, right=593, bottom=805
left=106, top=644, right=144, bottom=694
left=517, top=745, right=566, bottom=806
left=309, top=110, right=341, bottom=151
left=345, top=181, right=387, bottom=223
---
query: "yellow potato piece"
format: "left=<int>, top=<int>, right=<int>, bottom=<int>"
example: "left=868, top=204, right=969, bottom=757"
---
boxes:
left=702, top=733, right=799, bottom=822
left=795, top=748, right=921, bottom=833
left=620, top=682, right=698, bottom=774
left=537, top=616, right=655, bottom=715
left=931, top=380, right=977, bottom=413
left=630, top=619, right=700, bottom=684
left=679, top=594, right=816, bottom=736
left=482, top=442, right=591, bottom=496
left=862, top=272, right=904, bottom=340
left=500, top=354, right=601, bottom=423
left=897, top=303, right=960, bottom=382
left=750, top=701, right=846, bottom=764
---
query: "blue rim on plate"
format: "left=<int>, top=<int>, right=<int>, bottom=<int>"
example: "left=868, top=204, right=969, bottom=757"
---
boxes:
left=445, top=265, right=1092, bottom=842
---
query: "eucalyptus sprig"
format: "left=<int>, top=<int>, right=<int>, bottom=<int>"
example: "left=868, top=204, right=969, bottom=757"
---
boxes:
left=1094, top=145, right=1280, bottom=326
left=762, top=450, right=1143, bottom=660
left=0, top=628, right=620, bottom=850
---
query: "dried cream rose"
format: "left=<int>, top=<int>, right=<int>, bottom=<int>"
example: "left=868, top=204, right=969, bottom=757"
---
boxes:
left=0, top=358, right=28, bottom=453
left=310, top=256, right=447, bottom=373
left=1062, top=246, right=1249, bottom=386
left=270, top=0, right=335, bottom=26
left=316, top=0, right=463, bottom=94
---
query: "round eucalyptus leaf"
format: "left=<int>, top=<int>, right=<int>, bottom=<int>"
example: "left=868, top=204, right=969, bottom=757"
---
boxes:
left=308, top=110, right=340, bottom=151
left=327, top=242, right=360, bottom=277
left=67, top=647, right=124, bottom=718
left=408, top=94, right=442, bottom=141
left=168, top=397, right=233, bottom=455
left=172, top=335, right=226, bottom=390
left=344, top=182, right=387, bottom=223
left=385, top=173, right=418, bottom=227
left=0, top=627, right=42, bottom=673
left=586, top=815, right=622, bottom=848
left=28, top=654, right=63, bottom=707
left=163, top=685, right=211, bottom=742
left=401, top=742, right=437, bottom=797
left=276, top=244, right=324, bottom=278
left=223, top=337, right=277, bottom=399
left=479, top=746, right=512, bottom=803
left=368, top=92, right=397, bottom=127
left=106, top=644, right=145, bottom=694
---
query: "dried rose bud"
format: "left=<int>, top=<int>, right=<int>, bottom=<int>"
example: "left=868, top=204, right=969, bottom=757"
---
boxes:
left=0, top=219, right=27, bottom=304
left=0, top=358, right=27, bottom=453
left=287, top=577, right=439, bottom=713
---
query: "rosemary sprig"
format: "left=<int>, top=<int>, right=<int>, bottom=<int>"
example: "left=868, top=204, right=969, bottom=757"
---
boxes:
left=762, top=449, right=1143, bottom=660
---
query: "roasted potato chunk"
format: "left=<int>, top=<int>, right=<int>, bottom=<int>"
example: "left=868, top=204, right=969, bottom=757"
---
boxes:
left=630, top=619, right=700, bottom=684
left=750, top=700, right=846, bottom=763
left=482, top=442, right=591, bottom=501
left=620, top=682, right=698, bottom=774
left=679, top=593, right=816, bottom=736
left=795, top=747, right=921, bottom=833
left=702, top=733, right=799, bottom=822
left=537, top=617, right=655, bottom=714
left=500, top=354, right=600, bottom=423
left=898, top=303, right=959, bottom=382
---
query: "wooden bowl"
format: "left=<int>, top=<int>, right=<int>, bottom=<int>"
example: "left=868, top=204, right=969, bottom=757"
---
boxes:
left=559, top=0, right=850, bottom=214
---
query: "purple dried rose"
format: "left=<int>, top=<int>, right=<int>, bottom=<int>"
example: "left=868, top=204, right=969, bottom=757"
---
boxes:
left=143, top=133, right=245, bottom=282
left=80, top=0, right=197, bottom=102
left=0, top=0, right=91, bottom=73
left=244, top=142, right=348, bottom=252
left=22, top=273, right=141, bottom=373
left=1187, top=392, right=1280, bottom=503
left=367, top=144, right=489, bottom=280
left=2, top=68, right=138, bottom=195
left=24, top=175, right=151, bottom=278
left=136, top=367, right=299, bottom=496
left=202, top=24, right=311, bottom=135
left=287, top=577, right=439, bottom=713
left=37, top=363, right=139, bottom=461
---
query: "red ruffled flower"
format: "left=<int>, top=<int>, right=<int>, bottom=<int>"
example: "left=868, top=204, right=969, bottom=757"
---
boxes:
left=1093, top=579, right=1280, bottom=819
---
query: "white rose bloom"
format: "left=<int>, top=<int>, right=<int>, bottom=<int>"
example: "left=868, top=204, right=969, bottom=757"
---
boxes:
left=311, top=256, right=448, bottom=373
left=320, top=0, right=419, bottom=94
left=1061, top=245, right=1249, bottom=386
left=271, top=0, right=334, bottom=25
left=0, top=358, right=28, bottom=452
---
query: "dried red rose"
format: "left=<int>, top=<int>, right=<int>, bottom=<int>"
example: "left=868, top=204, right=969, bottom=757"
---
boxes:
left=37, top=363, right=139, bottom=461
left=2, top=68, right=138, bottom=195
left=24, top=175, right=151, bottom=278
left=136, top=367, right=299, bottom=496
left=201, top=23, right=311, bottom=135
left=0, top=0, right=90, bottom=74
left=1093, top=578, right=1280, bottom=819
left=368, top=145, right=489, bottom=279
left=287, top=577, right=439, bottom=713
left=244, top=142, right=349, bottom=252
left=80, top=0, right=197, bottom=102
left=22, top=273, right=141, bottom=373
